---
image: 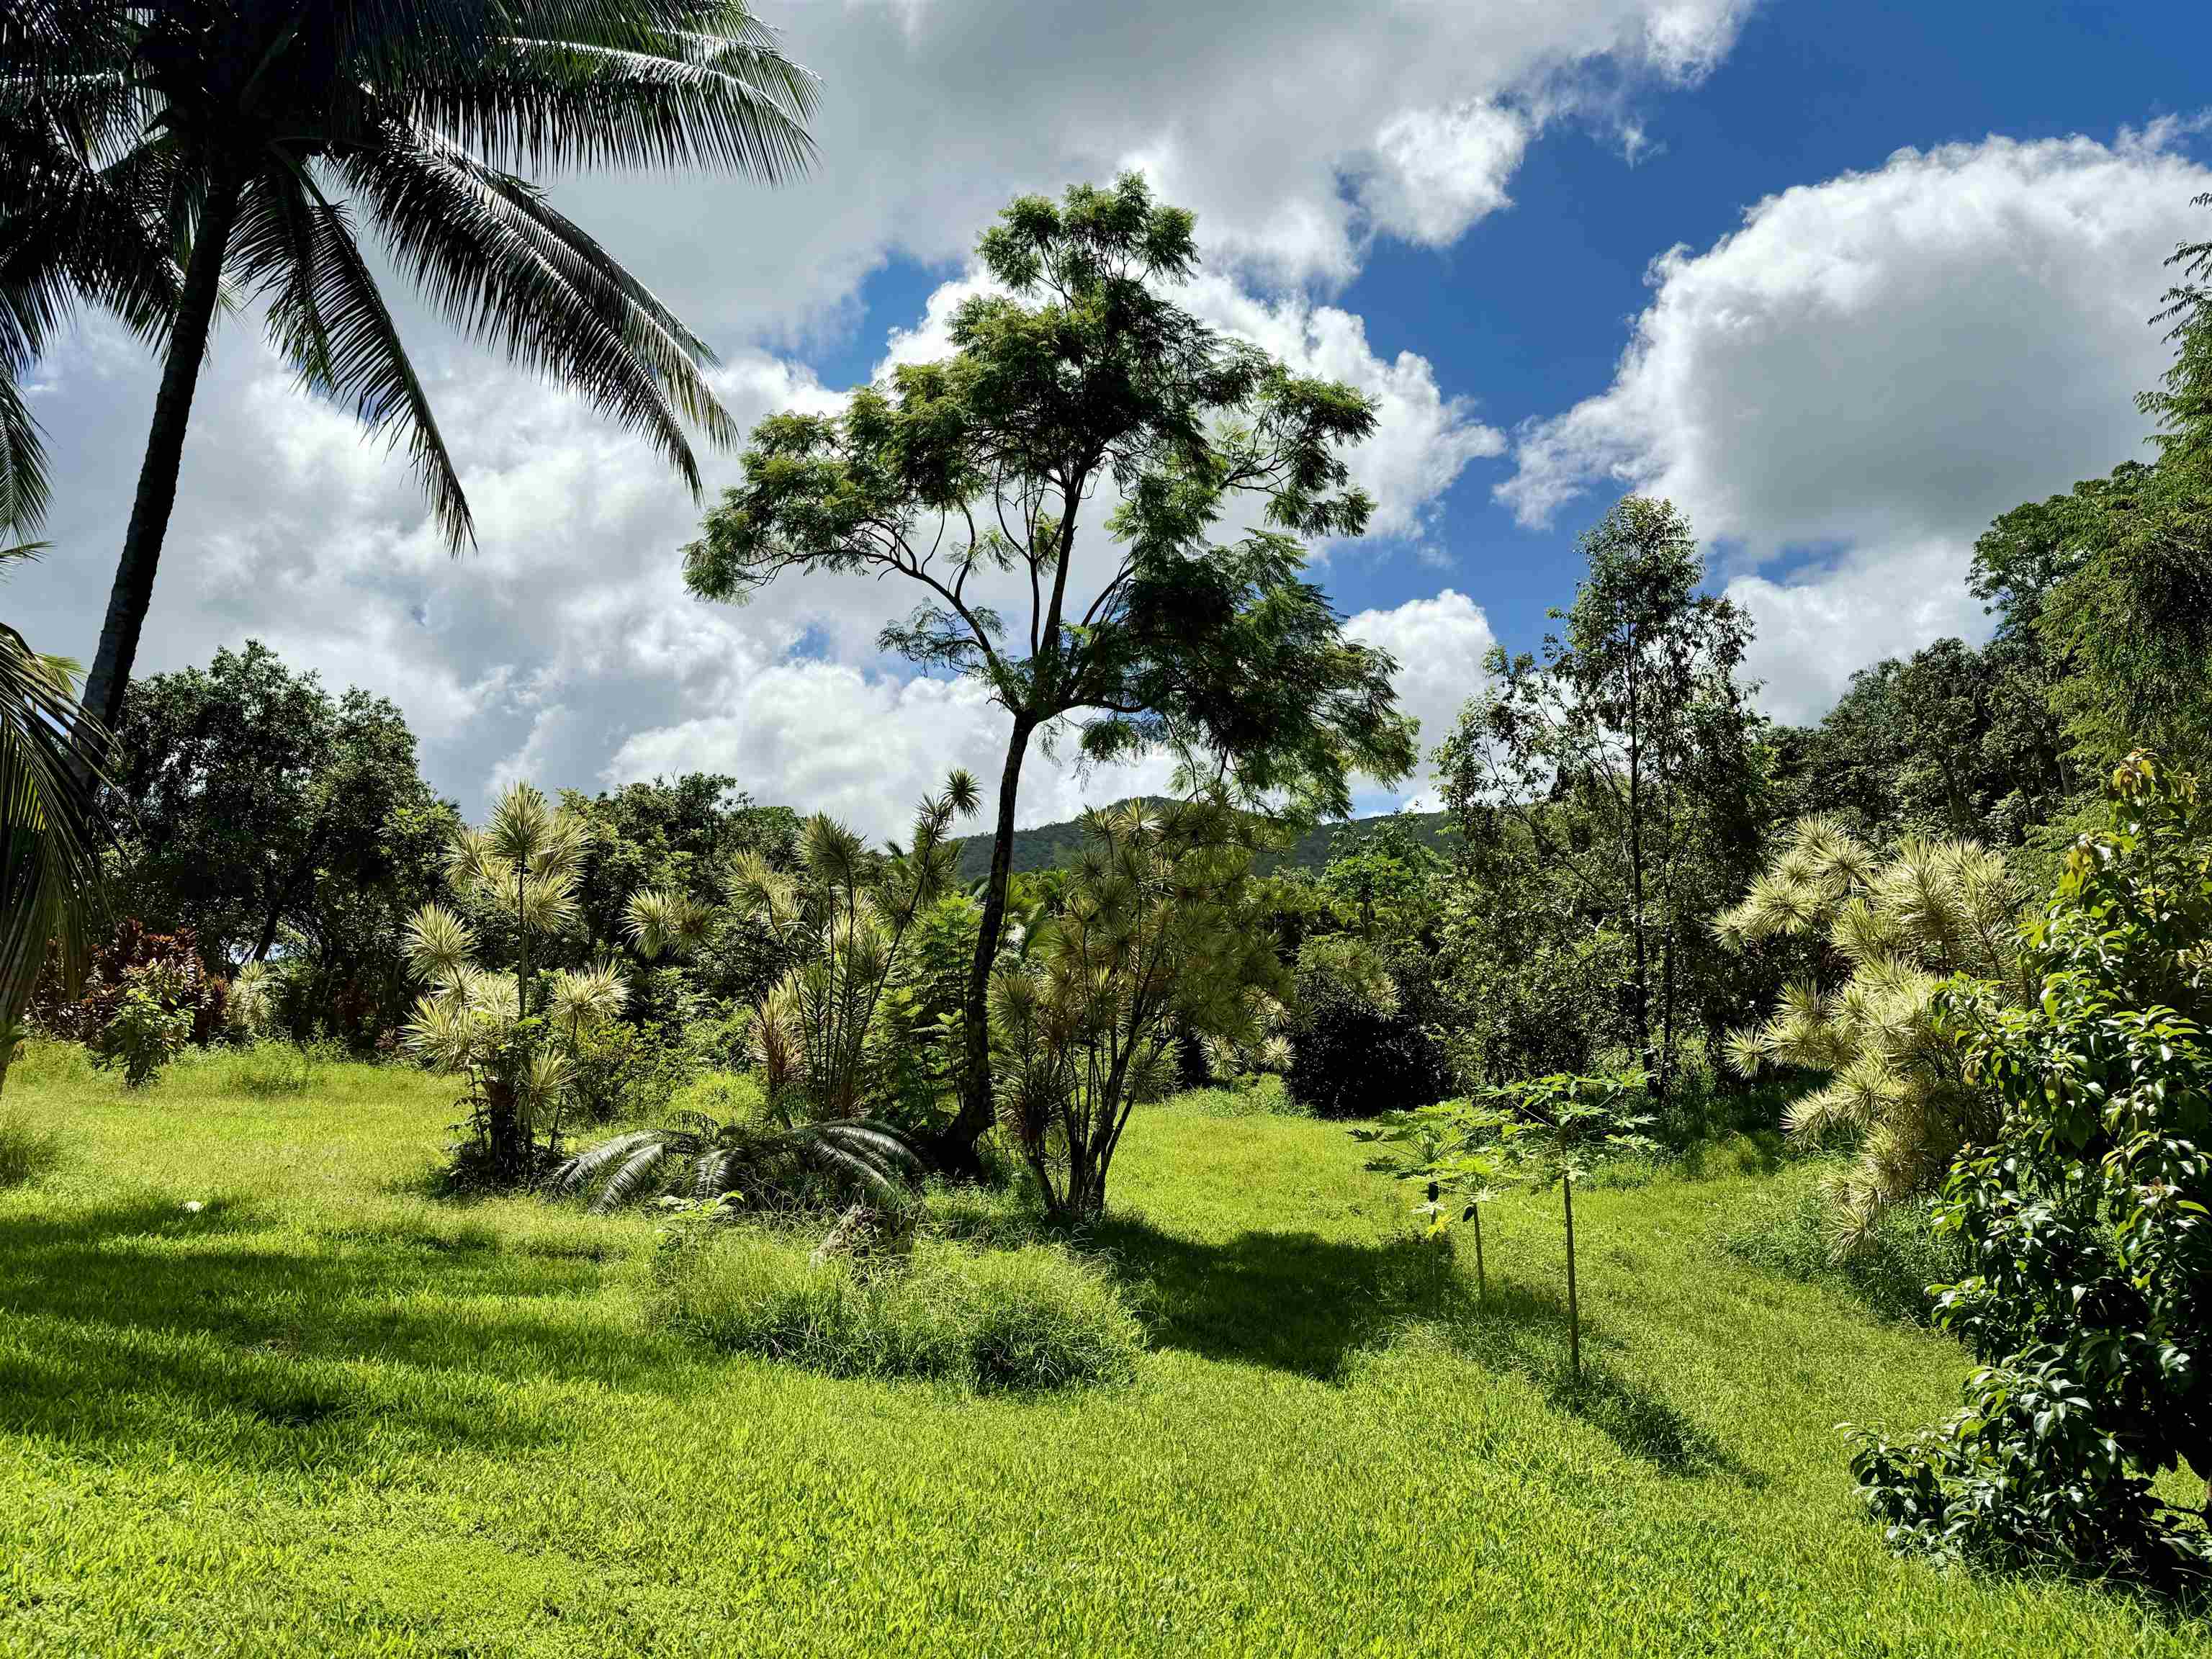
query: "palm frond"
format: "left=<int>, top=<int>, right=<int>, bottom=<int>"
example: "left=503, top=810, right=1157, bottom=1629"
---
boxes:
left=0, top=594, right=103, bottom=1043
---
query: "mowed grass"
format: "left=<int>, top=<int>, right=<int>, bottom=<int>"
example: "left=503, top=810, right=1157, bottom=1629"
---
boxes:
left=0, top=1043, right=2202, bottom=1658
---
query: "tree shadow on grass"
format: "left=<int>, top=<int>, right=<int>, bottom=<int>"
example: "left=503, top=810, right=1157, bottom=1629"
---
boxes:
left=0, top=1199, right=677, bottom=1471
left=1085, top=1214, right=1757, bottom=1482
left=1429, top=1281, right=1763, bottom=1484
left=1085, top=1215, right=1460, bottom=1379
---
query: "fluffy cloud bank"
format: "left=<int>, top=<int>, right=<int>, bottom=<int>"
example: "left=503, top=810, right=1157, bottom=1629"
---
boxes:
left=1501, top=127, right=2212, bottom=719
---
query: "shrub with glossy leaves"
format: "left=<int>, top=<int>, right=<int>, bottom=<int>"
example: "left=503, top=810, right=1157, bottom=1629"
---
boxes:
left=1849, top=752, right=2212, bottom=1588
left=89, top=963, right=197, bottom=1087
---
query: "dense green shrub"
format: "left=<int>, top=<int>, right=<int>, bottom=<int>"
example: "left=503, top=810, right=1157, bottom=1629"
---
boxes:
left=35, top=920, right=229, bottom=1048
left=1285, top=939, right=1452, bottom=1120
left=1851, top=754, right=2212, bottom=1588
left=566, top=1018, right=698, bottom=1124
left=654, top=1229, right=1143, bottom=1392
left=1714, top=1166, right=1965, bottom=1325
left=89, top=963, right=197, bottom=1087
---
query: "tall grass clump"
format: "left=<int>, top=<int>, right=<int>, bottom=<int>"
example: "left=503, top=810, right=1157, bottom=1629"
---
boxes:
left=224, top=1040, right=325, bottom=1097
left=655, top=1229, right=1143, bottom=1392
left=1714, top=1163, right=1966, bottom=1325
left=0, top=1103, right=58, bottom=1187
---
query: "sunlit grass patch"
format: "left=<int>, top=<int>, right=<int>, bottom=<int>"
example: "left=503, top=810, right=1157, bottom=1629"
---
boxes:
left=0, top=1048, right=2202, bottom=1656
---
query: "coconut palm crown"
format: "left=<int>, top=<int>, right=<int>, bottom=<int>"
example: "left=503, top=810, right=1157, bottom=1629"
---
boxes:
left=1, top=1, right=817, bottom=729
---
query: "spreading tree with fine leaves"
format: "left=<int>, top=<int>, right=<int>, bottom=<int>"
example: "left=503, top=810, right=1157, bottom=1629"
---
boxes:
left=684, top=174, right=1416, bottom=1162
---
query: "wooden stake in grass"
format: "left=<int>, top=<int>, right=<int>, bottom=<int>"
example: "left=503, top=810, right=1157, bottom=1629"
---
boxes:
left=1560, top=1172, right=1579, bottom=1381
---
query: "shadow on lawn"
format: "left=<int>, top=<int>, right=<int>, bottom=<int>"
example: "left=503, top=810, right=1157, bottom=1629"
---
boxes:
left=1089, top=1215, right=1756, bottom=1483
left=0, top=1199, right=674, bottom=1470
left=1087, top=1215, right=1453, bottom=1379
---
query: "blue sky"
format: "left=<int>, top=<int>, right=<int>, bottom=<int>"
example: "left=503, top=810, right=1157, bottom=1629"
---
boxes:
left=825, top=1, right=2212, bottom=663
left=17, top=1, right=2212, bottom=832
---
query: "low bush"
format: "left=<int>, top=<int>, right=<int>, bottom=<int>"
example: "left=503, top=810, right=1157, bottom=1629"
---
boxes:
left=1173, top=1076, right=1309, bottom=1119
left=89, top=963, right=198, bottom=1087
left=0, top=1104, right=59, bottom=1187
left=225, top=1040, right=326, bottom=1097
left=655, top=1228, right=1144, bottom=1392
left=567, top=1018, right=700, bottom=1124
left=33, top=920, right=229, bottom=1047
left=1714, top=1164, right=1965, bottom=1326
left=1285, top=991, right=1452, bottom=1120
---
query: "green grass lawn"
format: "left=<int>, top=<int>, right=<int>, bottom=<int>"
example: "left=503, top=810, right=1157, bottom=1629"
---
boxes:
left=0, top=1043, right=2201, bottom=1657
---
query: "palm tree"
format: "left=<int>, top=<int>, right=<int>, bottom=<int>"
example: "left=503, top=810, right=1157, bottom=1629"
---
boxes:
left=0, top=1, right=817, bottom=731
left=1716, top=816, right=2032, bottom=1247
left=0, top=541, right=103, bottom=1094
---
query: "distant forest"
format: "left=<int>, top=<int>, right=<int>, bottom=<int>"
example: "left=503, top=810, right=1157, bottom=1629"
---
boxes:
left=953, top=803, right=1455, bottom=883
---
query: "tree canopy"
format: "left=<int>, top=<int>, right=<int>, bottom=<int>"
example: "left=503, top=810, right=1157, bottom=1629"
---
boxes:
left=684, top=173, right=1416, bottom=1154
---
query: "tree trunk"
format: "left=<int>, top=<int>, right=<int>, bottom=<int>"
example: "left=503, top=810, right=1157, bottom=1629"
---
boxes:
left=935, top=714, right=1035, bottom=1171
left=80, top=166, right=244, bottom=739
left=1622, top=636, right=1659, bottom=1099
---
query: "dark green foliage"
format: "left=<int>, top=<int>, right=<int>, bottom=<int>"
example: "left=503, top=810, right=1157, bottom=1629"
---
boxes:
left=685, top=172, right=1416, bottom=1159
left=1774, top=634, right=2073, bottom=850
left=1285, top=964, right=1452, bottom=1120
left=565, top=1019, right=699, bottom=1126
left=101, top=643, right=455, bottom=1044
left=557, top=773, right=799, bottom=1009
left=1431, top=797, right=1636, bottom=1084
left=1439, top=498, right=1763, bottom=1101
left=1851, top=754, right=2212, bottom=1588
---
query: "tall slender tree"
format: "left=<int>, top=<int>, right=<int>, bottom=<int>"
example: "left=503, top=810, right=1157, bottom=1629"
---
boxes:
left=683, top=175, right=1416, bottom=1164
left=0, top=1, right=816, bottom=732
left=1444, top=497, right=1760, bottom=1099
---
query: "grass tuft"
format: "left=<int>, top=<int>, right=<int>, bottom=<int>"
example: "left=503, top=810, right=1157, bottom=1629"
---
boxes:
left=0, top=1102, right=60, bottom=1187
left=655, top=1227, right=1144, bottom=1392
left=1712, top=1160, right=1967, bottom=1324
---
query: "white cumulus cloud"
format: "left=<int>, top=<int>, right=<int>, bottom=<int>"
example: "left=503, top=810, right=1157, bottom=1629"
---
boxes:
left=1500, top=127, right=2212, bottom=719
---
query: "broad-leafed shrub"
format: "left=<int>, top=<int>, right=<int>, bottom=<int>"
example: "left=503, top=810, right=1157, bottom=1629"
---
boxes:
left=34, top=920, right=228, bottom=1048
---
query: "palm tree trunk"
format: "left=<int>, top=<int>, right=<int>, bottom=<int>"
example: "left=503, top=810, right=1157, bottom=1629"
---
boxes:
left=81, top=168, right=244, bottom=737
left=937, top=713, right=1034, bottom=1171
